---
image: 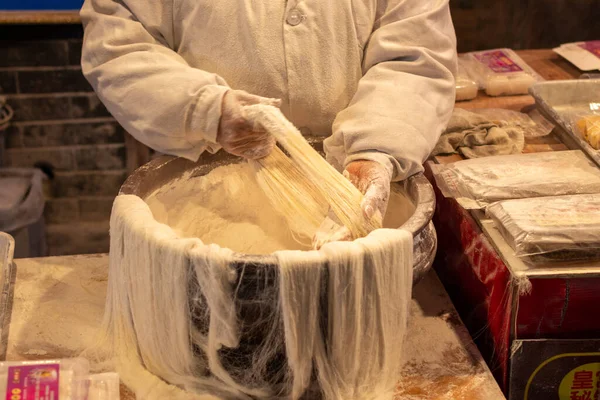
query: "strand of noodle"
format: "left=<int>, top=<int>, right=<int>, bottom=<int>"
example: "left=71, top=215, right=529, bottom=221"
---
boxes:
left=245, top=104, right=382, bottom=239
left=249, top=146, right=328, bottom=243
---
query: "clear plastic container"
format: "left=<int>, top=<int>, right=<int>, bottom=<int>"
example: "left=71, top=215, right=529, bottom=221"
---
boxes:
left=86, top=373, right=120, bottom=400
left=0, top=358, right=90, bottom=400
left=430, top=150, right=600, bottom=209
left=455, top=56, right=478, bottom=101
left=462, top=48, right=543, bottom=96
left=487, top=194, right=600, bottom=262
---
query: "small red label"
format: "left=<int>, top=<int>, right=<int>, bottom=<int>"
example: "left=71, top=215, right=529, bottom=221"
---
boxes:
left=474, top=50, right=524, bottom=73
left=579, top=41, right=600, bottom=59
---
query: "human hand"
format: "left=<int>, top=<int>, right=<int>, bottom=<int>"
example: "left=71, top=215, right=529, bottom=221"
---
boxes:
left=216, top=90, right=282, bottom=159
left=312, top=159, right=392, bottom=249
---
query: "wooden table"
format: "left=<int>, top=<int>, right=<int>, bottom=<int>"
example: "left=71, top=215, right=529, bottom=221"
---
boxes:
left=1, top=254, right=505, bottom=399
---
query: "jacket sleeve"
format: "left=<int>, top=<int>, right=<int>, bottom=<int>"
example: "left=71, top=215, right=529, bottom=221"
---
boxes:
left=80, top=0, right=230, bottom=161
left=324, top=0, right=457, bottom=181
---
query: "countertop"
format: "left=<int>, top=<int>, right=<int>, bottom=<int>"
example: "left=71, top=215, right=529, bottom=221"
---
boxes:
left=1, top=254, right=505, bottom=399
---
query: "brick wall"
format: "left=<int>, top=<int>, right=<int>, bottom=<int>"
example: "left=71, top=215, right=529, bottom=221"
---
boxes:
left=0, top=25, right=126, bottom=256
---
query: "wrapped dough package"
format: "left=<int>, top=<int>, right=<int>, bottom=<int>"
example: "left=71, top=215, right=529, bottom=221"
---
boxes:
left=462, top=48, right=543, bottom=96
left=0, top=358, right=89, bottom=400
left=553, top=41, right=600, bottom=71
left=487, top=194, right=600, bottom=262
left=430, top=150, right=600, bottom=209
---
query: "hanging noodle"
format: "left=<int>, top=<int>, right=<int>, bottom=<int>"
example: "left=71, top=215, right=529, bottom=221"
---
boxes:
left=85, top=194, right=413, bottom=400
left=245, top=105, right=382, bottom=240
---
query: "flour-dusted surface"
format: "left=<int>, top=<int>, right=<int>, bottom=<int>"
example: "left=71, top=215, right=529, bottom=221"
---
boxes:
left=6, top=254, right=107, bottom=361
left=4, top=255, right=134, bottom=399
left=144, top=163, right=415, bottom=254
left=4, top=255, right=503, bottom=400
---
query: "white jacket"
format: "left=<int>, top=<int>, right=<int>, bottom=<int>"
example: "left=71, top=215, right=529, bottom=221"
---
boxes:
left=81, top=0, right=457, bottom=181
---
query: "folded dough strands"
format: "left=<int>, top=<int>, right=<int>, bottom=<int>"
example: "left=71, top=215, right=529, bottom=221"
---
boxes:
left=245, top=104, right=382, bottom=240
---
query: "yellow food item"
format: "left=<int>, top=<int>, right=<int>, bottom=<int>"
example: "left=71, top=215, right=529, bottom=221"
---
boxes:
left=577, top=115, right=600, bottom=150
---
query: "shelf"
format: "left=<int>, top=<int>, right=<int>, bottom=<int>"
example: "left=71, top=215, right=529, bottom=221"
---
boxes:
left=0, top=11, right=80, bottom=24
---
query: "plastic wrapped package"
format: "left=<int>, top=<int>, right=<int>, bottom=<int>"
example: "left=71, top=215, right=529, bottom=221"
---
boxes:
left=529, top=79, right=600, bottom=167
left=86, top=373, right=120, bottom=400
left=461, top=49, right=543, bottom=96
left=0, top=358, right=89, bottom=400
left=455, top=56, right=478, bottom=101
left=554, top=41, right=600, bottom=72
left=553, top=104, right=600, bottom=151
left=430, top=150, right=600, bottom=209
left=487, top=194, right=600, bottom=262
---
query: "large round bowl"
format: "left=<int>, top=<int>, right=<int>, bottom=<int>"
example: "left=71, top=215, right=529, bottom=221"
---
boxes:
left=118, top=138, right=438, bottom=390
left=120, top=138, right=437, bottom=286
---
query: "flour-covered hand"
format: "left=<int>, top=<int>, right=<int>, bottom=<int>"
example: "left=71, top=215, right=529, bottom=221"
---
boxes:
left=217, top=90, right=281, bottom=160
left=312, top=159, right=392, bottom=249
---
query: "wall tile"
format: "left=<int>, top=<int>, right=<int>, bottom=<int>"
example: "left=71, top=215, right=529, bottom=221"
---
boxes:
left=71, top=95, right=111, bottom=118
left=18, top=69, right=91, bottom=94
left=0, top=71, right=17, bottom=94
left=46, top=221, right=110, bottom=256
left=21, top=121, right=125, bottom=147
left=79, top=197, right=114, bottom=222
left=52, top=171, right=127, bottom=197
left=5, top=147, right=75, bottom=170
left=7, top=96, right=71, bottom=121
left=0, top=41, right=69, bottom=67
left=2, top=124, right=23, bottom=148
left=68, top=40, right=83, bottom=66
left=44, top=198, right=79, bottom=224
left=75, top=145, right=126, bottom=170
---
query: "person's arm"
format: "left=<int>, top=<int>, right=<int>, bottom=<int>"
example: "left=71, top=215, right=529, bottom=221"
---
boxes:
left=324, top=0, right=457, bottom=182
left=80, top=0, right=230, bottom=161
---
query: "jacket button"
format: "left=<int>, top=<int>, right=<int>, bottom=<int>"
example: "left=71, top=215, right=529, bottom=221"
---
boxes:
left=286, top=9, right=305, bottom=26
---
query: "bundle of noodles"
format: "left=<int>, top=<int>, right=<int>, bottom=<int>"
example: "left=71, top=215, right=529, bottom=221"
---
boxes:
left=245, top=105, right=382, bottom=241
left=248, top=146, right=328, bottom=244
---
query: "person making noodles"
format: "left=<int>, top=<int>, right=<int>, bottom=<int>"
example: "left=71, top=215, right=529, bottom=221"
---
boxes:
left=80, top=0, right=457, bottom=244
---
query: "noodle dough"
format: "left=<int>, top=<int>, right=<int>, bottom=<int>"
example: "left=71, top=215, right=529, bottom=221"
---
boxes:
left=145, top=163, right=414, bottom=254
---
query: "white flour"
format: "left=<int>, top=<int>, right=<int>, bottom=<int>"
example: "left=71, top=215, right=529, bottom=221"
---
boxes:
left=145, top=163, right=414, bottom=254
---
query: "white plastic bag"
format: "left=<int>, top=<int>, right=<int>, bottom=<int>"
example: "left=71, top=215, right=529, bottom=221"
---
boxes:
left=431, top=150, right=600, bottom=209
